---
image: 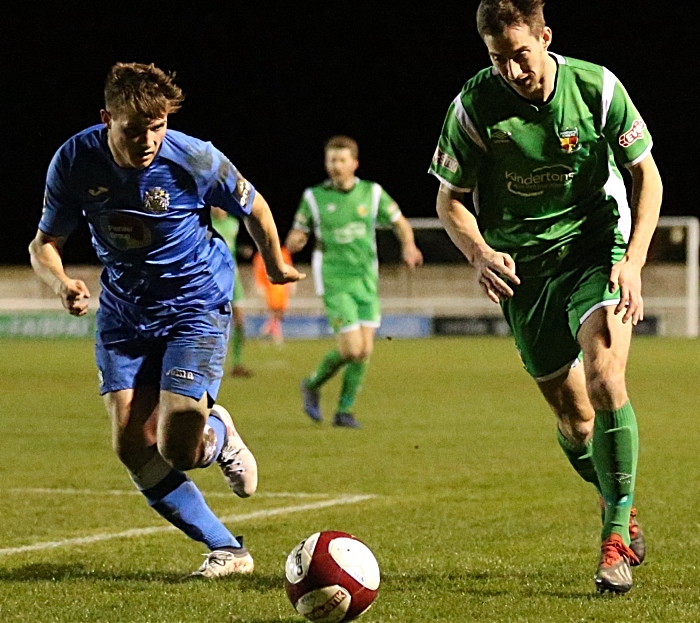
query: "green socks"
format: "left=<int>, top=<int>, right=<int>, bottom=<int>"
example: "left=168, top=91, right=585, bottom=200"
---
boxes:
left=338, top=361, right=367, bottom=413
left=306, top=350, right=345, bottom=391
left=592, top=401, right=639, bottom=544
left=232, top=325, right=244, bottom=366
left=557, top=428, right=601, bottom=493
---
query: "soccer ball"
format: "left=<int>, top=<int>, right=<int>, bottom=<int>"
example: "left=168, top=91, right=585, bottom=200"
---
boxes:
left=284, top=531, right=380, bottom=623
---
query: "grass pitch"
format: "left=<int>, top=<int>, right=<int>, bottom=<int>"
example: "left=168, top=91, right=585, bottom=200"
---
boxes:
left=0, top=336, right=698, bottom=622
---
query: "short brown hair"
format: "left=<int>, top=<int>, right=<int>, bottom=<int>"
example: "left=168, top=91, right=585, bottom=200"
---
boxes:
left=104, top=62, right=184, bottom=117
left=324, top=135, right=359, bottom=159
left=476, top=0, right=546, bottom=38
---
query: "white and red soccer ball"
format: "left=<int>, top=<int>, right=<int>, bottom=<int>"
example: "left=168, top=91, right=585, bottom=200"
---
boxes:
left=284, top=531, right=380, bottom=623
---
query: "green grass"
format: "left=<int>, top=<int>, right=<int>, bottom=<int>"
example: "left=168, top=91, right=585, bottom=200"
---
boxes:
left=0, top=336, right=699, bottom=622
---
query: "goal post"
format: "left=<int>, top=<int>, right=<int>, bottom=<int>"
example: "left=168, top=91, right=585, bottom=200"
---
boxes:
left=650, top=216, right=699, bottom=337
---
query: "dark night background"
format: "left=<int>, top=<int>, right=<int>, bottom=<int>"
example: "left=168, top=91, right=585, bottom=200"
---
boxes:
left=1, top=2, right=696, bottom=266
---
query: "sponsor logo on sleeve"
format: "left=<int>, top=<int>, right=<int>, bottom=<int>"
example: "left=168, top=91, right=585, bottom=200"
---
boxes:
left=618, top=118, right=646, bottom=148
left=234, top=177, right=252, bottom=207
left=432, top=148, right=459, bottom=173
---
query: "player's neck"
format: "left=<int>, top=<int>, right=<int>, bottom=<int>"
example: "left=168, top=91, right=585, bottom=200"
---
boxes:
left=331, top=177, right=356, bottom=191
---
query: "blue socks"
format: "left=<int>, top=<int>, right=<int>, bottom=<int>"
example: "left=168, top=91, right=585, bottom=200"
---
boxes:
left=144, top=472, right=240, bottom=550
left=132, top=446, right=239, bottom=551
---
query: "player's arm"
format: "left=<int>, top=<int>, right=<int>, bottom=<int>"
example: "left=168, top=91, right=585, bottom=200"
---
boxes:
left=436, top=183, right=520, bottom=303
left=285, top=228, right=309, bottom=255
left=609, top=153, right=663, bottom=324
left=243, top=191, right=305, bottom=284
left=28, top=230, right=91, bottom=316
left=391, top=213, right=423, bottom=269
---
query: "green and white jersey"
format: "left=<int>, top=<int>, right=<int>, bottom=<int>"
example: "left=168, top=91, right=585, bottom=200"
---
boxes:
left=211, top=214, right=239, bottom=268
left=429, top=54, right=653, bottom=275
left=292, top=178, right=401, bottom=292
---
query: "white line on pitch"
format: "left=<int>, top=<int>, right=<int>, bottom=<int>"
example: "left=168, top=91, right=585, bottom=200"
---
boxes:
left=0, top=495, right=377, bottom=556
left=5, top=488, right=330, bottom=499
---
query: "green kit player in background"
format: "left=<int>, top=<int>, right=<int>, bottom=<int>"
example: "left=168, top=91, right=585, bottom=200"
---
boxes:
left=211, top=207, right=253, bottom=377
left=286, top=135, right=423, bottom=428
left=431, top=0, right=662, bottom=594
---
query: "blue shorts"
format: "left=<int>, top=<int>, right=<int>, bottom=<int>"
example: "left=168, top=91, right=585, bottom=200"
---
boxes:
left=95, top=296, right=231, bottom=403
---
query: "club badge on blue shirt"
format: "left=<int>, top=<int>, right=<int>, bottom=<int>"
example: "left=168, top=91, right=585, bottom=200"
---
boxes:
left=143, top=187, right=170, bottom=213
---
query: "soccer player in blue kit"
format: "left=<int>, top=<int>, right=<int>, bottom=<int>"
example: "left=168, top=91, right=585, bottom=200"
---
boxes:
left=28, top=62, right=305, bottom=577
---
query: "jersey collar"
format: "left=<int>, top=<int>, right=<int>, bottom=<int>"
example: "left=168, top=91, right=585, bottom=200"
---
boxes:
left=324, top=176, right=360, bottom=193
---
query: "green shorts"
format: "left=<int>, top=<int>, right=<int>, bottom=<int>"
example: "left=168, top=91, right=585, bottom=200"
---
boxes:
left=501, top=261, right=621, bottom=380
left=322, top=274, right=381, bottom=334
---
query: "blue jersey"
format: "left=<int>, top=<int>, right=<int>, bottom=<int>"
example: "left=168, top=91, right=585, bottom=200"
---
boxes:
left=39, top=125, right=255, bottom=314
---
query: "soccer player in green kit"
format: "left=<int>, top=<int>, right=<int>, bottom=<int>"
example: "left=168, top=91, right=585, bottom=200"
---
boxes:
left=430, top=0, right=662, bottom=594
left=286, top=135, right=423, bottom=428
left=211, top=207, right=253, bottom=377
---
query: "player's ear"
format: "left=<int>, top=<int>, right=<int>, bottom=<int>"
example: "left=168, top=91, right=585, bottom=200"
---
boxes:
left=100, top=109, right=112, bottom=128
left=541, top=26, right=552, bottom=50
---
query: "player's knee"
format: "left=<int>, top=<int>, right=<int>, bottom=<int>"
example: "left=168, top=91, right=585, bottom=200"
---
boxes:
left=586, top=371, right=627, bottom=411
left=232, top=310, right=245, bottom=329
left=345, top=349, right=368, bottom=363
left=157, top=419, right=203, bottom=470
left=112, top=433, right=148, bottom=471
left=158, top=442, right=197, bottom=471
left=112, top=438, right=131, bottom=466
left=339, top=346, right=360, bottom=362
left=356, top=350, right=372, bottom=363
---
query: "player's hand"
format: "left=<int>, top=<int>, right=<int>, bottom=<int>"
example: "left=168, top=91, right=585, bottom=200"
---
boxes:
left=59, top=279, right=91, bottom=316
left=402, top=244, right=424, bottom=269
left=609, top=256, right=644, bottom=325
left=473, top=248, right=520, bottom=303
left=267, top=263, right=306, bottom=284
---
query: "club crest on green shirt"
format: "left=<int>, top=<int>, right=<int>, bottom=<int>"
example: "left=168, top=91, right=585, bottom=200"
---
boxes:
left=558, top=128, right=580, bottom=153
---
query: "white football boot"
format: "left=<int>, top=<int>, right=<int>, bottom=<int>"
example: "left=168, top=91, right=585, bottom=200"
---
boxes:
left=190, top=548, right=255, bottom=578
left=210, top=405, right=258, bottom=497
